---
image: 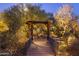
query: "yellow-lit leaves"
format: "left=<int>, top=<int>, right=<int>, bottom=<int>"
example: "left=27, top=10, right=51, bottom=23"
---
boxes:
left=16, top=24, right=29, bottom=44
left=0, top=20, right=9, bottom=32
left=67, top=34, right=77, bottom=46
left=70, top=20, right=79, bottom=32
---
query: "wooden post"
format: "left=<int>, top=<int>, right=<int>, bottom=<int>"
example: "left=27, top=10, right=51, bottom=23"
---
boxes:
left=47, top=21, right=50, bottom=41
left=25, top=22, right=33, bottom=55
left=30, top=22, right=33, bottom=40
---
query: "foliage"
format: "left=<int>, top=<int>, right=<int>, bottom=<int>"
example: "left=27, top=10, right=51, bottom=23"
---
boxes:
left=52, top=4, right=79, bottom=55
left=0, top=3, right=49, bottom=55
left=0, top=4, right=79, bottom=56
left=0, top=20, right=9, bottom=32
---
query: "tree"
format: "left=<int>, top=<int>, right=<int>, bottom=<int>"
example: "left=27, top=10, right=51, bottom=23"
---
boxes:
left=2, top=3, right=49, bottom=55
left=52, top=4, right=79, bottom=55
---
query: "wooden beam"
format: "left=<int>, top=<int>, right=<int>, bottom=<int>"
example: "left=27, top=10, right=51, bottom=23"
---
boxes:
left=26, top=20, right=48, bottom=24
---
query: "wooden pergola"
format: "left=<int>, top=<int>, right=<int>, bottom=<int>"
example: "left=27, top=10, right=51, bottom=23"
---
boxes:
left=24, top=20, right=57, bottom=56
left=24, top=20, right=69, bottom=56
left=26, top=20, right=51, bottom=41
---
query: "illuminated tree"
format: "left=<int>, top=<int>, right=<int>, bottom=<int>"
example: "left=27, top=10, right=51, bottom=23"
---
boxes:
left=52, top=4, right=79, bottom=55
left=2, top=3, right=49, bottom=55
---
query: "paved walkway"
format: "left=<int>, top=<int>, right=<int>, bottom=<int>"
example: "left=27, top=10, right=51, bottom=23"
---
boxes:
left=27, top=38, right=55, bottom=56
